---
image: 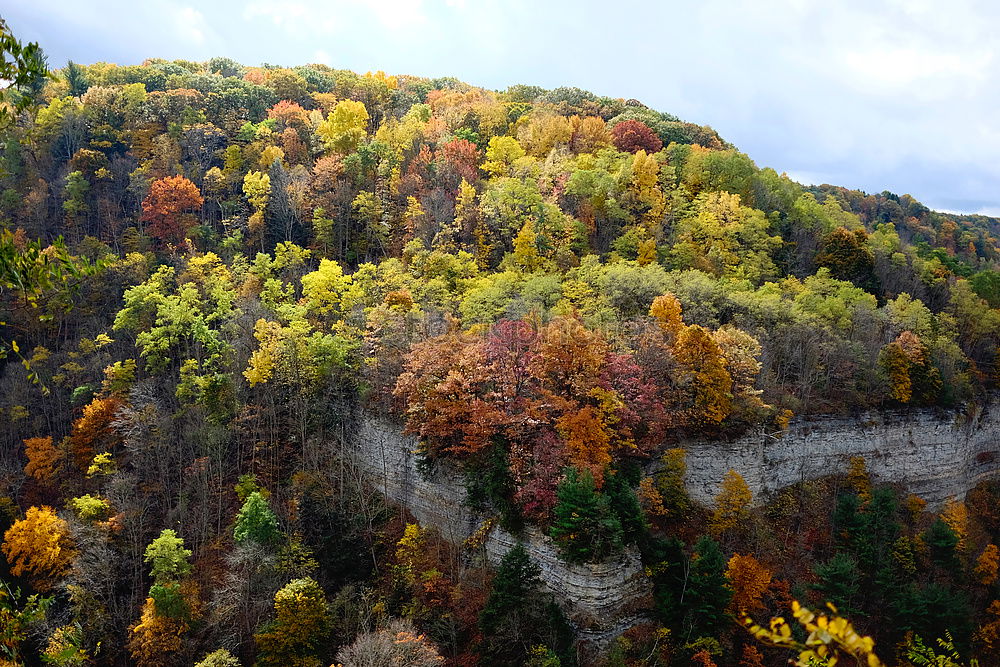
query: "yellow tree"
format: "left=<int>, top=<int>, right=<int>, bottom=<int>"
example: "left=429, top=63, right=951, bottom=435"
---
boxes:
left=710, top=470, right=752, bottom=535
left=630, top=149, right=665, bottom=227
left=317, top=99, right=369, bottom=154
left=673, top=324, right=733, bottom=424
left=649, top=293, right=684, bottom=339
left=254, top=577, right=331, bottom=667
left=511, top=220, right=542, bottom=272
left=2, top=506, right=77, bottom=590
left=243, top=170, right=271, bottom=248
left=482, top=136, right=525, bottom=177
left=128, top=597, right=187, bottom=667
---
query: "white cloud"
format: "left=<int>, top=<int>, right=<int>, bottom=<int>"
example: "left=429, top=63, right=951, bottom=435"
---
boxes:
left=175, top=7, right=207, bottom=45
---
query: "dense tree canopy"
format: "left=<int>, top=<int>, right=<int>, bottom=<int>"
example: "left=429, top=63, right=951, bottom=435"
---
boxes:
left=0, top=50, right=999, bottom=666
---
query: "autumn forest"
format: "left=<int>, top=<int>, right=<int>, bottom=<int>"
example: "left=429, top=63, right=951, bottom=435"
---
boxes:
left=4, top=21, right=1000, bottom=667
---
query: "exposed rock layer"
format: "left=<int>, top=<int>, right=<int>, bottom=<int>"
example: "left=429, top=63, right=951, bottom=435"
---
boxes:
left=682, top=405, right=999, bottom=509
left=349, top=405, right=1000, bottom=647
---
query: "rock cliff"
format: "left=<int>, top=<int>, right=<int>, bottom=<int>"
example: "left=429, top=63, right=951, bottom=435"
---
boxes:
left=682, top=405, right=999, bottom=509
left=348, top=403, right=1000, bottom=650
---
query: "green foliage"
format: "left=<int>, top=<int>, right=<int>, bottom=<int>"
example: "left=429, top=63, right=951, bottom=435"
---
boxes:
left=464, top=443, right=522, bottom=531
left=67, top=494, right=110, bottom=522
left=233, top=491, right=282, bottom=545
left=549, top=468, right=624, bottom=564
left=684, top=536, right=732, bottom=640
left=478, top=544, right=574, bottom=665
left=143, top=529, right=192, bottom=585
left=813, top=552, right=861, bottom=616
left=480, top=544, right=541, bottom=634
left=0, top=19, right=50, bottom=129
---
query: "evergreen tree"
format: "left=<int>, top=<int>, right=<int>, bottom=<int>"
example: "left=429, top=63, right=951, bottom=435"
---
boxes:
left=684, top=536, right=732, bottom=641
left=549, top=467, right=624, bottom=563
left=64, top=60, right=89, bottom=97
left=925, top=517, right=960, bottom=572
left=480, top=544, right=541, bottom=635
left=813, top=552, right=861, bottom=616
left=604, top=464, right=648, bottom=546
left=479, top=544, right=574, bottom=665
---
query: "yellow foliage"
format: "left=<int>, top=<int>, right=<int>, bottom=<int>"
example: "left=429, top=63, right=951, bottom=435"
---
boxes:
left=941, top=499, right=969, bottom=551
left=2, top=506, right=77, bottom=591
left=649, top=293, right=683, bottom=338
left=976, top=545, right=999, bottom=586
left=512, top=220, right=541, bottom=272
left=745, top=599, right=884, bottom=667
left=637, top=238, right=657, bottom=266
left=128, top=598, right=187, bottom=667
left=674, top=324, right=733, bottom=424
left=846, top=456, right=872, bottom=503
left=710, top=470, right=752, bottom=535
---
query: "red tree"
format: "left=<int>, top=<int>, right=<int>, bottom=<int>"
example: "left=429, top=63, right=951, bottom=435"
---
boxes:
left=611, top=119, right=663, bottom=153
left=140, top=176, right=204, bottom=246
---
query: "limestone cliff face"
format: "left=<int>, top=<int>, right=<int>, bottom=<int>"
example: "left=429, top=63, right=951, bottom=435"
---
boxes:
left=349, top=417, right=651, bottom=642
left=681, top=404, right=1000, bottom=509
left=349, top=404, right=1000, bottom=647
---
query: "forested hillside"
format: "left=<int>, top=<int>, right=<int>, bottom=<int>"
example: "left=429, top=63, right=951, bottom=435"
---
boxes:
left=4, top=46, right=1000, bottom=667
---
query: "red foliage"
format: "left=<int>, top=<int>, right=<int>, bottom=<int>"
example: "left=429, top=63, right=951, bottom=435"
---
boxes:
left=140, top=176, right=204, bottom=246
left=436, top=139, right=480, bottom=191
left=611, top=119, right=663, bottom=154
left=395, top=315, right=669, bottom=499
left=267, top=100, right=310, bottom=133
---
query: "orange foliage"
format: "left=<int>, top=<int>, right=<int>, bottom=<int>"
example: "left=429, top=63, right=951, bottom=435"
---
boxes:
left=976, top=544, right=999, bottom=586
left=67, top=396, right=123, bottom=471
left=691, top=649, right=719, bottom=667
left=637, top=477, right=667, bottom=517
left=739, top=644, right=766, bottom=667
left=140, top=175, right=204, bottom=246
left=128, top=598, right=187, bottom=667
left=556, top=406, right=612, bottom=486
left=23, top=436, right=64, bottom=482
left=2, top=506, right=76, bottom=590
left=726, top=553, right=772, bottom=615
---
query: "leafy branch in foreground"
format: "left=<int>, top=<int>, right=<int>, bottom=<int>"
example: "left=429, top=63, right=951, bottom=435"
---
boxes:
left=0, top=17, right=50, bottom=130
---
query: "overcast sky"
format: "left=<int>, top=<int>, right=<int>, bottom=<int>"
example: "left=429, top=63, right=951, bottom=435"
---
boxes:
left=6, top=0, right=999, bottom=215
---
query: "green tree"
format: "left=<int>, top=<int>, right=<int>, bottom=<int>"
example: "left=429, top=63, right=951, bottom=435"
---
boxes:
left=549, top=468, right=624, bottom=564
left=233, top=491, right=281, bottom=545
left=144, top=529, right=193, bottom=585
left=0, top=19, right=50, bottom=129
left=684, top=535, right=732, bottom=641
left=479, top=544, right=574, bottom=665
left=813, top=553, right=861, bottom=616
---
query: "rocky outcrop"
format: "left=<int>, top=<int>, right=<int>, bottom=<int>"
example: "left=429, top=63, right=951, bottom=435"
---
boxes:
left=682, top=404, right=1000, bottom=509
left=350, top=417, right=651, bottom=643
left=349, top=403, right=1000, bottom=652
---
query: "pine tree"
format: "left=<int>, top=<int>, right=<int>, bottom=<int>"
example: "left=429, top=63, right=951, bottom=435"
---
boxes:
left=480, top=544, right=541, bottom=634
left=549, top=468, right=624, bottom=563
left=813, top=552, right=860, bottom=615
left=925, top=517, right=960, bottom=572
left=685, top=536, right=732, bottom=640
